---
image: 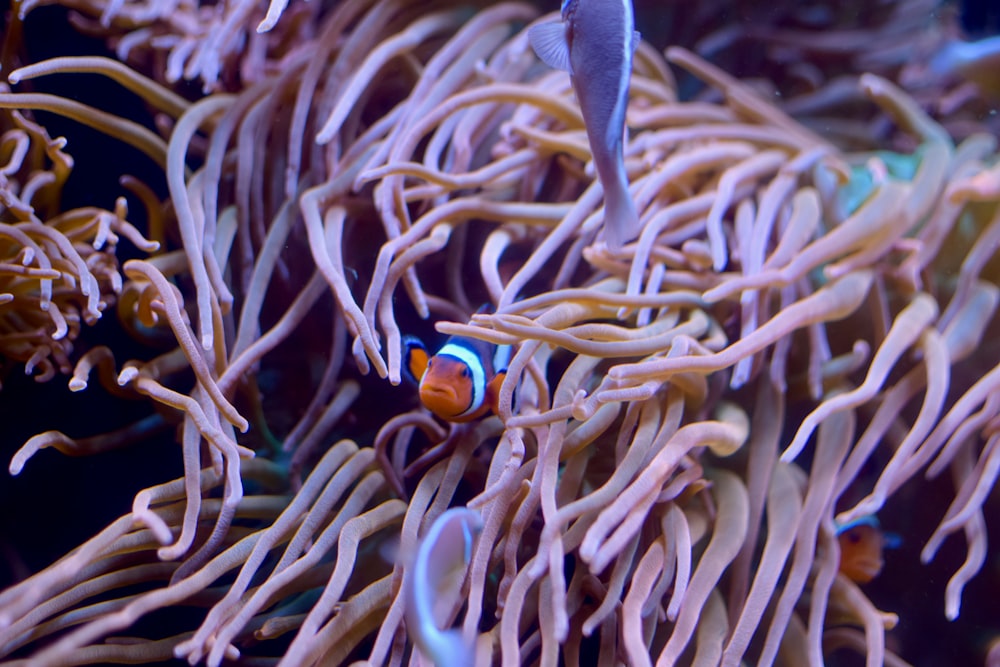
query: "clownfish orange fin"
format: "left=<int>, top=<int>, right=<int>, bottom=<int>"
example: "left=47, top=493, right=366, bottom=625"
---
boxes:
left=403, top=335, right=429, bottom=385
left=486, top=370, right=506, bottom=416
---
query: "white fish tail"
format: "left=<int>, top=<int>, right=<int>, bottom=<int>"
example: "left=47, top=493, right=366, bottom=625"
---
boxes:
left=602, top=178, right=640, bottom=249
left=420, top=628, right=477, bottom=667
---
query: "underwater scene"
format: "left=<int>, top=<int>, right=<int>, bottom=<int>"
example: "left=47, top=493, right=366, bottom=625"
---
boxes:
left=1, top=0, right=999, bottom=665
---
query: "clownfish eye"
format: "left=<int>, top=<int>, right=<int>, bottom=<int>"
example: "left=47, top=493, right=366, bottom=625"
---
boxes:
left=461, top=366, right=471, bottom=378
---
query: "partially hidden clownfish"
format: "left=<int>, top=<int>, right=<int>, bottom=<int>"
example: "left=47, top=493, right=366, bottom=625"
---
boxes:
left=929, top=34, right=1000, bottom=98
left=835, top=515, right=901, bottom=584
left=403, top=334, right=511, bottom=423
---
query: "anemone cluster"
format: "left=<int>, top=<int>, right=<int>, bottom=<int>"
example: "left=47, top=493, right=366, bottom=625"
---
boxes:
left=1, top=0, right=999, bottom=666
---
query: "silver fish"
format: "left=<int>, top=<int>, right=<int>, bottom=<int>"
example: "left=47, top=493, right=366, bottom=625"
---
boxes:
left=404, top=507, right=482, bottom=666
left=529, top=0, right=641, bottom=248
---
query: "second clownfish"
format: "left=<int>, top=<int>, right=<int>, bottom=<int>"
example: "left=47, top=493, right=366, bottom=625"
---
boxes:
left=403, top=334, right=510, bottom=423
left=835, top=515, right=901, bottom=584
left=929, top=34, right=1000, bottom=98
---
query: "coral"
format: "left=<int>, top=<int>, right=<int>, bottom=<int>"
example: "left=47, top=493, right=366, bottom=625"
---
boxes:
left=1, top=0, right=999, bottom=666
left=0, top=94, right=153, bottom=388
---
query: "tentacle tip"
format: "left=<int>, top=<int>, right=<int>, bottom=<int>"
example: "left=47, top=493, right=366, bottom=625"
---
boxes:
left=117, top=366, right=139, bottom=386
left=149, top=524, right=177, bottom=549
left=526, top=560, right=546, bottom=579
left=857, top=72, right=882, bottom=92
left=315, top=128, right=335, bottom=146
left=919, top=544, right=937, bottom=565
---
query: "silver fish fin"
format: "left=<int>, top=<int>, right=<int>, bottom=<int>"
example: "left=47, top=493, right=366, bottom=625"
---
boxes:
left=633, top=31, right=641, bottom=52
left=528, top=21, right=573, bottom=74
left=602, top=188, right=641, bottom=249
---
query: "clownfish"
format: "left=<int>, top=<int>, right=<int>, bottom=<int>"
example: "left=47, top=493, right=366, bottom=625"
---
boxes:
left=835, top=515, right=901, bottom=584
left=404, top=334, right=510, bottom=423
left=528, top=0, right=642, bottom=249
left=930, top=34, right=1000, bottom=98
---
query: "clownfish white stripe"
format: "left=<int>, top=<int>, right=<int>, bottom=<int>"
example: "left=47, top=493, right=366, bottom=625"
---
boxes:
left=435, top=342, right=487, bottom=417
left=492, top=344, right=512, bottom=375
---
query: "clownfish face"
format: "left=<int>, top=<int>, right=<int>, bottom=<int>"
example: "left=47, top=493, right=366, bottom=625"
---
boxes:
left=835, top=515, right=899, bottom=584
left=419, top=344, right=485, bottom=422
left=404, top=336, right=508, bottom=423
left=838, top=523, right=884, bottom=584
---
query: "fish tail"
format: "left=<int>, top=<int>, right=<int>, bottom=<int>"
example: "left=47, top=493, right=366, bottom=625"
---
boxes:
left=602, top=182, right=641, bottom=249
left=421, top=628, right=478, bottom=667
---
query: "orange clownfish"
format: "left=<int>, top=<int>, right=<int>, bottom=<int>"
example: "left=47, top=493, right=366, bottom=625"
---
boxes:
left=403, top=335, right=510, bottom=423
left=835, top=515, right=901, bottom=584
